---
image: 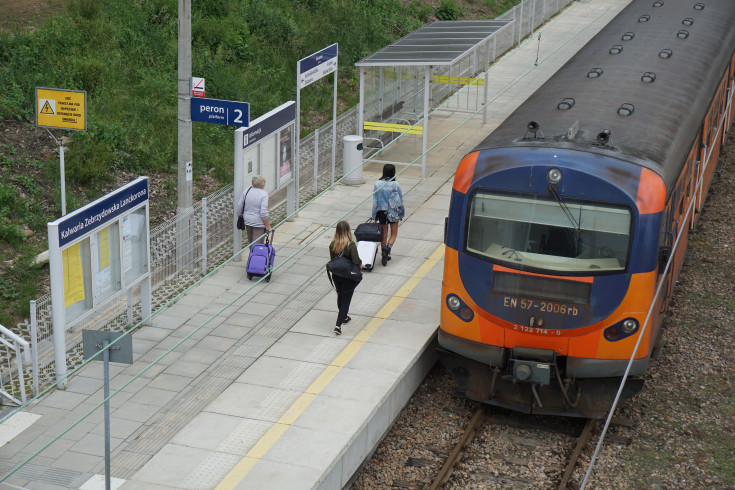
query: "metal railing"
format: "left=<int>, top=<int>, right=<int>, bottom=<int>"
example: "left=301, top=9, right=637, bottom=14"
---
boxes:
left=6, top=0, right=573, bottom=402
left=0, top=324, right=31, bottom=405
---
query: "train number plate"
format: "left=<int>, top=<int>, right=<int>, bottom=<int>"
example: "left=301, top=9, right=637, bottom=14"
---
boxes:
left=502, top=296, right=580, bottom=316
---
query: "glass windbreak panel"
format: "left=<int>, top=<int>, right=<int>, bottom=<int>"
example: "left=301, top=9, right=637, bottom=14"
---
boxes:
left=122, top=208, right=148, bottom=285
left=94, top=223, right=121, bottom=304
left=466, top=191, right=631, bottom=273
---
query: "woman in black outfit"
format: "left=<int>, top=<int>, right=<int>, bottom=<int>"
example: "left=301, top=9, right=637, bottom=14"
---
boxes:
left=329, top=220, right=362, bottom=335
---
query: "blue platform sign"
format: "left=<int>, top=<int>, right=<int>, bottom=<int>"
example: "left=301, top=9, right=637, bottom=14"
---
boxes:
left=191, top=98, right=250, bottom=127
left=299, top=43, right=338, bottom=89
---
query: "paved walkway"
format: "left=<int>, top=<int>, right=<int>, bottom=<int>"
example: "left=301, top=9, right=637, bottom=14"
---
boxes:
left=0, top=1, right=633, bottom=488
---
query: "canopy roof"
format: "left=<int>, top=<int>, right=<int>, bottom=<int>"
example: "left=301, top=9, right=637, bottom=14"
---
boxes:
left=355, top=20, right=510, bottom=67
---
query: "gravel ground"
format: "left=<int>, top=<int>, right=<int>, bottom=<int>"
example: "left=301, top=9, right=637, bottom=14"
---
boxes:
left=351, top=129, right=735, bottom=489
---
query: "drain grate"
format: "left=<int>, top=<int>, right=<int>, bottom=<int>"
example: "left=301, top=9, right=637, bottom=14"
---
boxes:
left=0, top=459, right=92, bottom=488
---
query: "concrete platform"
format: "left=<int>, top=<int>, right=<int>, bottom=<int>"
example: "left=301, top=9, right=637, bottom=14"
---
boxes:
left=0, top=1, right=633, bottom=488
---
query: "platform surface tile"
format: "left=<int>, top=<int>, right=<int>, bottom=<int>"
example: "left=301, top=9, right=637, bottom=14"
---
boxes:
left=0, top=0, right=632, bottom=488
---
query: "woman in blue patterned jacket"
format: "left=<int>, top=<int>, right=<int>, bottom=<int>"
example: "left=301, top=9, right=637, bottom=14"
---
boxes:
left=371, top=164, right=404, bottom=266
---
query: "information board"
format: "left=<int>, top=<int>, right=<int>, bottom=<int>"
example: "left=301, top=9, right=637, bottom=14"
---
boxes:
left=48, top=177, right=152, bottom=385
left=237, top=101, right=296, bottom=192
left=233, top=102, right=297, bottom=258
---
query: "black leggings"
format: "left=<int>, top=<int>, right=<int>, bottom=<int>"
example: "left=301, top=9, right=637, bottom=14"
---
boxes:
left=333, top=275, right=358, bottom=327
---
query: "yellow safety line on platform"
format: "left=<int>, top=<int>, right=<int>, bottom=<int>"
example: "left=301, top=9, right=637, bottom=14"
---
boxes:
left=432, top=75, right=484, bottom=86
left=363, top=120, right=423, bottom=134
left=216, top=244, right=445, bottom=489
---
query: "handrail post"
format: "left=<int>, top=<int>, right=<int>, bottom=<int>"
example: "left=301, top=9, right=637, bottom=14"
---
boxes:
left=314, top=130, right=319, bottom=196
left=30, top=300, right=39, bottom=395
left=14, top=342, right=26, bottom=403
left=201, top=197, right=208, bottom=275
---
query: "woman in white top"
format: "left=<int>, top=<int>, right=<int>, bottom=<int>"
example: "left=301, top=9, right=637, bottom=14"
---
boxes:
left=236, top=175, right=271, bottom=245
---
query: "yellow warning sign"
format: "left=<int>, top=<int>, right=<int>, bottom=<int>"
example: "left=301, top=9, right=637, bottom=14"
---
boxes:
left=35, top=87, right=87, bottom=131
left=40, top=100, right=55, bottom=114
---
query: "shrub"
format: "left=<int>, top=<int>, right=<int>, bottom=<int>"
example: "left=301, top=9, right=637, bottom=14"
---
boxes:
left=66, top=133, right=114, bottom=185
left=0, top=78, right=25, bottom=120
left=0, top=185, right=28, bottom=245
left=435, top=0, right=463, bottom=20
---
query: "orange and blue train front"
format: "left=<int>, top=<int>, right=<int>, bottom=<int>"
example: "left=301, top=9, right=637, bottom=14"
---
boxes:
left=438, top=147, right=666, bottom=418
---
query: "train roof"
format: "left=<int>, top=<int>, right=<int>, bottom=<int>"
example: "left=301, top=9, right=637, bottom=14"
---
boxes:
left=475, top=0, right=735, bottom=190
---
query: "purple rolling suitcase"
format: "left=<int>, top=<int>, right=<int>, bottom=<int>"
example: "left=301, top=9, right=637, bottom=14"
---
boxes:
left=246, top=230, right=276, bottom=282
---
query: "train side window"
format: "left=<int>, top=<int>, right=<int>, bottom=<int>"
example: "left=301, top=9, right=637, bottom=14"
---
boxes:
left=702, top=118, right=709, bottom=148
left=710, top=103, right=719, bottom=141
left=672, top=186, right=679, bottom=217
left=686, top=157, right=694, bottom=197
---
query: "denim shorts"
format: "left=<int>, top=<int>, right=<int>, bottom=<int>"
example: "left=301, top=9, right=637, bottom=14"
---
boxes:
left=375, top=210, right=395, bottom=224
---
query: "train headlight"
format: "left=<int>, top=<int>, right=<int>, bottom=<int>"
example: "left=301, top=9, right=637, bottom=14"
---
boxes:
left=547, top=167, right=562, bottom=185
left=447, top=295, right=461, bottom=311
left=459, top=306, right=474, bottom=321
left=604, top=326, right=622, bottom=341
left=604, top=318, right=640, bottom=342
left=621, top=318, right=638, bottom=334
left=446, top=295, right=475, bottom=322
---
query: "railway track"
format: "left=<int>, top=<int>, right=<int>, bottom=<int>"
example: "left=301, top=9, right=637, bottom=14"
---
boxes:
left=423, top=405, right=634, bottom=489
left=350, top=365, right=638, bottom=490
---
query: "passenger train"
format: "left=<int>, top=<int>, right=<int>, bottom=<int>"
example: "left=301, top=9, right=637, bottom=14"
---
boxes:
left=438, top=0, right=735, bottom=418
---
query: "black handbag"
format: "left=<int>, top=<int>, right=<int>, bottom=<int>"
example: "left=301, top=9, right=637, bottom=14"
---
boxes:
left=236, top=187, right=252, bottom=230
left=354, top=219, right=383, bottom=242
left=326, top=248, right=362, bottom=282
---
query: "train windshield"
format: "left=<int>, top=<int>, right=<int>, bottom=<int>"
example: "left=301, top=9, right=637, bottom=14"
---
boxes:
left=466, top=191, right=631, bottom=273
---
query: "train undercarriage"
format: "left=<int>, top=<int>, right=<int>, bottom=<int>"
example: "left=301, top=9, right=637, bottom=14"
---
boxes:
left=437, top=346, right=645, bottom=419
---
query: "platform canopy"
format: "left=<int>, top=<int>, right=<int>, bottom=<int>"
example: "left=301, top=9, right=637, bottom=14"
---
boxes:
left=356, top=20, right=510, bottom=67
left=355, top=20, right=512, bottom=176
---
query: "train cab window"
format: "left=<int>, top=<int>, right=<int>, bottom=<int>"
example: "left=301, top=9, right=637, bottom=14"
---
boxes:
left=466, top=191, right=631, bottom=273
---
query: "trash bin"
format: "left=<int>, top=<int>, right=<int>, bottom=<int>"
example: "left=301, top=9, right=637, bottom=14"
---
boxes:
left=342, top=135, right=364, bottom=186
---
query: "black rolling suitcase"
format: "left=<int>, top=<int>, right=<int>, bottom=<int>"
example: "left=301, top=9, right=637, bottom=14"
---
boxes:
left=354, top=218, right=383, bottom=243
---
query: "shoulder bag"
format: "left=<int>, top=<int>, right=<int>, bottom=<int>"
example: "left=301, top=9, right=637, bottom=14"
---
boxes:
left=326, top=246, right=362, bottom=283
left=236, top=187, right=252, bottom=230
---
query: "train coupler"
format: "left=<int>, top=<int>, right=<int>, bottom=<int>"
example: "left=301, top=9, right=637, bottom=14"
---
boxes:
left=510, top=347, right=554, bottom=385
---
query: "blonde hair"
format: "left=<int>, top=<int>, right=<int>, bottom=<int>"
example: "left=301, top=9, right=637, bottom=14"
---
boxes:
left=332, top=220, right=353, bottom=253
left=252, top=175, right=266, bottom=188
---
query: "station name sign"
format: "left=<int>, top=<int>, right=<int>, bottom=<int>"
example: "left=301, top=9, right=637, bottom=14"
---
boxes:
left=53, top=177, right=149, bottom=247
left=299, top=43, right=338, bottom=89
